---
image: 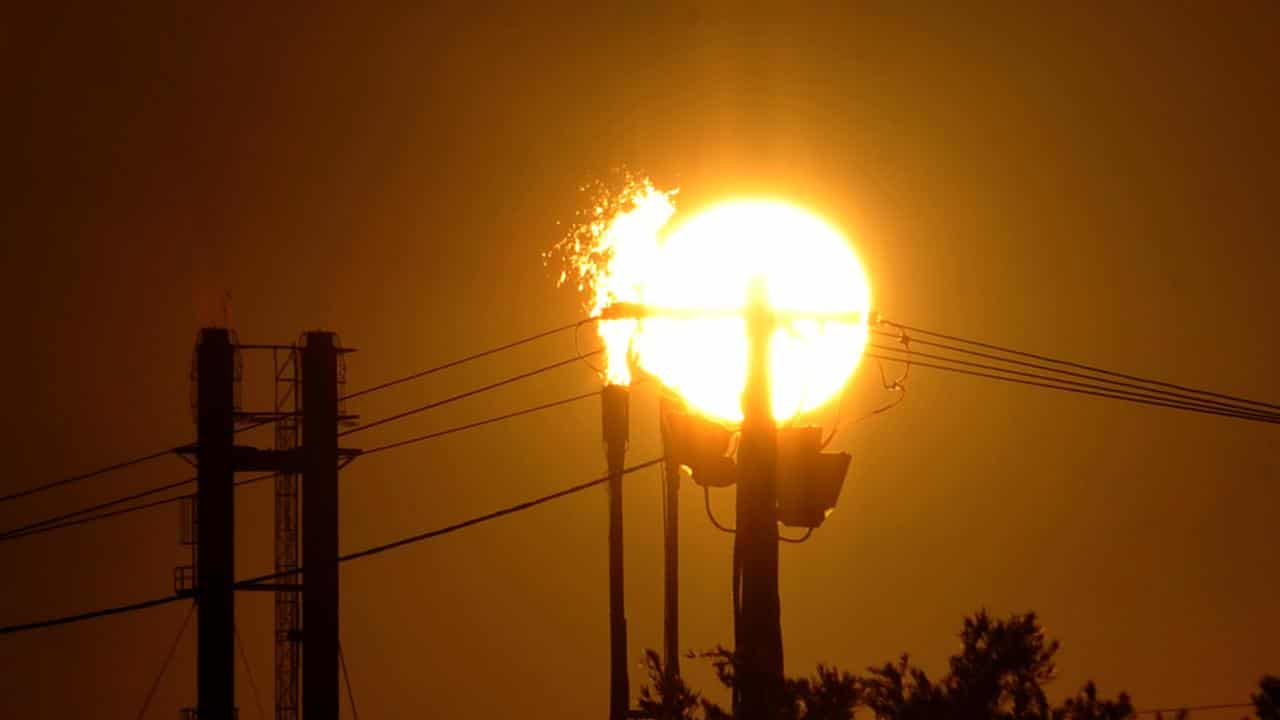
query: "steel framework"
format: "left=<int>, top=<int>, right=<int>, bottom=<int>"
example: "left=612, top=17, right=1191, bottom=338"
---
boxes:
left=273, top=346, right=302, bottom=720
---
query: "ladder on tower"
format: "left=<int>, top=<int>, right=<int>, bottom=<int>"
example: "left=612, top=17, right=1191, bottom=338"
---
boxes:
left=273, top=346, right=302, bottom=720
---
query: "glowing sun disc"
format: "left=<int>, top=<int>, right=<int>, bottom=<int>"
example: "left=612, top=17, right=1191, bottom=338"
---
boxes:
left=628, top=199, right=871, bottom=423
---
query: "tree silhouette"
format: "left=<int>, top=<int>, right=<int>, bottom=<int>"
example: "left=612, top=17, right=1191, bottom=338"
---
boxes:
left=858, top=610, right=1065, bottom=720
left=1255, top=675, right=1280, bottom=720
left=791, top=663, right=861, bottom=720
left=642, top=609, right=1138, bottom=720
left=860, top=654, right=947, bottom=720
left=944, top=610, right=1058, bottom=720
left=1052, top=681, right=1134, bottom=720
left=637, top=649, right=702, bottom=720
left=639, top=645, right=859, bottom=720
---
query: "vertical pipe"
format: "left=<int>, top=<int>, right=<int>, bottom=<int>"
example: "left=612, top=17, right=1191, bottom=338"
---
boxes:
left=734, top=279, right=783, bottom=720
left=659, top=398, right=680, bottom=682
left=303, top=332, right=339, bottom=720
left=196, top=328, right=236, bottom=720
left=602, top=385, right=630, bottom=720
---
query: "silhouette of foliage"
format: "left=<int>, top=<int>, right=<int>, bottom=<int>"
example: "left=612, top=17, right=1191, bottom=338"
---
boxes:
left=673, top=645, right=858, bottom=720
left=860, top=654, right=947, bottom=720
left=860, top=610, right=1065, bottom=720
left=637, top=649, right=702, bottom=720
left=653, top=609, right=1142, bottom=720
left=791, top=663, right=861, bottom=720
left=947, top=610, right=1058, bottom=719
left=688, top=645, right=737, bottom=720
left=1052, top=681, right=1133, bottom=720
left=1255, top=675, right=1280, bottom=720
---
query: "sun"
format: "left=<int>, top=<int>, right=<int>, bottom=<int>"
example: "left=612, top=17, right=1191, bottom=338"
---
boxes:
left=629, top=199, right=871, bottom=423
left=554, top=180, right=871, bottom=424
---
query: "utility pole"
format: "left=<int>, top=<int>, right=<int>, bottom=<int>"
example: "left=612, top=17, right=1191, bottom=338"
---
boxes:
left=303, top=331, right=340, bottom=720
left=196, top=328, right=236, bottom=720
left=733, top=279, right=784, bottom=720
left=602, top=384, right=631, bottom=720
left=659, top=398, right=681, bottom=682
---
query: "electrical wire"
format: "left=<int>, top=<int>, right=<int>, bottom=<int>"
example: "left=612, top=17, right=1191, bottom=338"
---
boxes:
left=1, top=491, right=194, bottom=544
left=339, top=641, right=360, bottom=720
left=135, top=601, right=196, bottom=720
left=822, top=332, right=912, bottom=449
left=1, top=459, right=664, bottom=636
left=868, top=342, right=1280, bottom=422
left=779, top=528, right=814, bottom=544
left=0, top=594, right=187, bottom=636
left=866, top=351, right=1280, bottom=425
left=870, top=327, right=1277, bottom=418
left=869, top=339, right=1280, bottom=423
left=1, top=320, right=594, bottom=513
left=880, top=320, right=1280, bottom=413
left=235, top=623, right=267, bottom=720
left=340, top=319, right=595, bottom=401
left=574, top=318, right=607, bottom=376
left=1133, top=702, right=1254, bottom=716
left=359, top=390, right=602, bottom=457
left=10, top=389, right=595, bottom=539
left=338, top=457, right=663, bottom=564
left=235, top=458, right=665, bottom=587
left=4, top=381, right=609, bottom=544
left=0, top=477, right=196, bottom=540
left=0, top=472, right=279, bottom=545
left=0, top=446, right=180, bottom=506
left=702, top=485, right=813, bottom=542
left=339, top=350, right=602, bottom=438
left=703, top=486, right=735, bottom=534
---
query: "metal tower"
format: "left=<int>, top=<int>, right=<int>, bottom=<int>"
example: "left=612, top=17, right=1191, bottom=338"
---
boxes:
left=273, top=346, right=302, bottom=720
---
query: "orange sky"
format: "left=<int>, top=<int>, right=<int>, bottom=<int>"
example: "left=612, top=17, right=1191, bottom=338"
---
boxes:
left=0, top=4, right=1277, bottom=718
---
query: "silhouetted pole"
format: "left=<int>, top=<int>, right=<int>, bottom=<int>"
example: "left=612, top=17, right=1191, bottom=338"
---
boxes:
left=659, top=398, right=681, bottom=682
left=196, top=328, right=236, bottom=720
left=303, top=331, right=340, bottom=720
left=602, top=384, right=631, bottom=720
left=733, top=280, right=784, bottom=720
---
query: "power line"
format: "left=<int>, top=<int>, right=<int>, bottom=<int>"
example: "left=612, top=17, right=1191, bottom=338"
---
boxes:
left=135, top=601, right=196, bottom=720
left=881, top=320, right=1280, bottom=413
left=1133, top=702, right=1254, bottom=716
left=0, top=491, right=195, bottom=544
left=0, top=472, right=278, bottom=545
left=8, top=336, right=603, bottom=539
left=870, top=328, right=1278, bottom=419
left=236, top=457, right=665, bottom=587
left=0, top=477, right=195, bottom=540
left=1, top=459, right=663, bottom=636
left=339, top=641, right=360, bottom=720
left=0, top=321, right=593, bottom=511
left=359, top=390, right=602, bottom=456
left=235, top=623, right=267, bottom=720
left=703, top=486, right=735, bottom=535
left=867, top=343, right=1280, bottom=424
left=340, top=349, right=601, bottom=437
left=14, top=384, right=606, bottom=544
left=340, top=319, right=594, bottom=401
left=0, top=446, right=180, bottom=506
left=337, top=457, right=662, bottom=564
left=0, top=594, right=187, bottom=636
left=868, top=340, right=1280, bottom=424
left=866, top=350, right=1280, bottom=425
left=3, top=385, right=604, bottom=543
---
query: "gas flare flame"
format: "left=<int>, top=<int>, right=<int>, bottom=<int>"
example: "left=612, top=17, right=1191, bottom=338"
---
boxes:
left=551, top=174, right=871, bottom=423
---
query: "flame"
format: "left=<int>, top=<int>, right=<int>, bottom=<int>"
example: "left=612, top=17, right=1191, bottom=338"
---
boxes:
left=551, top=173, right=676, bottom=385
left=553, top=177, right=871, bottom=423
